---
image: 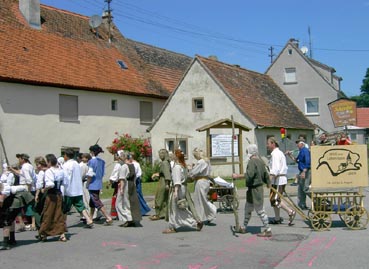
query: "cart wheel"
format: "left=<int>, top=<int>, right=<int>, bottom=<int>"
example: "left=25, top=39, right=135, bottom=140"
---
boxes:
left=310, top=212, right=332, bottom=231
left=221, top=195, right=237, bottom=211
left=343, top=206, right=369, bottom=230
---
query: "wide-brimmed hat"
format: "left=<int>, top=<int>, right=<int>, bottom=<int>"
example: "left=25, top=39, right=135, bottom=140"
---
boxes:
left=16, top=153, right=30, bottom=160
left=89, top=144, right=104, bottom=154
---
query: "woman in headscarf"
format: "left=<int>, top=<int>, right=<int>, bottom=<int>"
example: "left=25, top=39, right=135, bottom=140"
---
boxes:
left=162, top=149, right=203, bottom=234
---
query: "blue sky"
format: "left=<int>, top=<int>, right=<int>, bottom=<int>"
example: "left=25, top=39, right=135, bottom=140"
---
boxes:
left=41, top=0, right=369, bottom=97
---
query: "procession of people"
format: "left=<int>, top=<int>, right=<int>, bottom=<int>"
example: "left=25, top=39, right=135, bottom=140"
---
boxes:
left=0, top=131, right=350, bottom=250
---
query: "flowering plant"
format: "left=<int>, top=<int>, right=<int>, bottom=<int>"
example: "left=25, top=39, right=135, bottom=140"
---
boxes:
left=106, top=132, right=152, bottom=161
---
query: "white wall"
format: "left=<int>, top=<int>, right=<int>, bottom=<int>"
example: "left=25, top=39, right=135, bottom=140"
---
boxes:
left=0, top=82, right=165, bottom=177
left=150, top=61, right=256, bottom=177
left=267, top=44, right=341, bottom=133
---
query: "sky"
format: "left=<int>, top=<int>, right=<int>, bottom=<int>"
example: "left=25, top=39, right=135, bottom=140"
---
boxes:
left=41, top=0, right=369, bottom=97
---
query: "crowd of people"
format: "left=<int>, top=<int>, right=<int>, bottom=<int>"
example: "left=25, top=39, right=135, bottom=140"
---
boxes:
left=0, top=144, right=218, bottom=250
left=0, top=131, right=352, bottom=249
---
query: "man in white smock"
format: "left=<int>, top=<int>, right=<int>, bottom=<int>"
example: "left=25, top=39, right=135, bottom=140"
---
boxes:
left=188, top=148, right=217, bottom=224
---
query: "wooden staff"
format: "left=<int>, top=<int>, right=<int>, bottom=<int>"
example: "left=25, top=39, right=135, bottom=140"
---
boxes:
left=0, top=133, right=9, bottom=165
left=231, top=115, right=240, bottom=234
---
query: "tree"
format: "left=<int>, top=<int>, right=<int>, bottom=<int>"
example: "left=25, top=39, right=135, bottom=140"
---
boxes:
left=350, top=68, right=369, bottom=107
left=360, top=68, right=369, bottom=95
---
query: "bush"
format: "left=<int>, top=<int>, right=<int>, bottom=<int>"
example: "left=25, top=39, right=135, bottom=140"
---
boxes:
left=141, top=161, right=160, bottom=183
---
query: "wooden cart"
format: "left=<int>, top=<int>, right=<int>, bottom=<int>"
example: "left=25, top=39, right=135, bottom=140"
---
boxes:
left=274, top=145, right=369, bottom=231
left=208, top=184, right=239, bottom=212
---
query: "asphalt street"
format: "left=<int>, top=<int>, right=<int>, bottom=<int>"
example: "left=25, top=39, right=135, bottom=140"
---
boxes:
left=2, top=185, right=369, bottom=269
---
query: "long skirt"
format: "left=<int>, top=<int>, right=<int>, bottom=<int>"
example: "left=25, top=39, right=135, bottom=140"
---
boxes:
left=193, top=179, right=217, bottom=222
left=135, top=177, right=151, bottom=216
left=39, top=192, right=66, bottom=237
left=168, top=185, right=198, bottom=230
left=116, top=181, right=142, bottom=223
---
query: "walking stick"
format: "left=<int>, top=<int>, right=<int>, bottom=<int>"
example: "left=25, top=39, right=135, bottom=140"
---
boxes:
left=230, top=116, right=240, bottom=236
left=0, top=133, right=9, bottom=165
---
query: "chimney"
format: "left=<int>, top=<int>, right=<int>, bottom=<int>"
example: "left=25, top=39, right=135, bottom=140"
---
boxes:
left=289, top=38, right=299, bottom=48
left=208, top=55, right=218, bottom=61
left=19, top=0, right=41, bottom=29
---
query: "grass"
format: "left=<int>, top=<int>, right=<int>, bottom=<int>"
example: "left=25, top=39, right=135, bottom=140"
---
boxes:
left=100, top=178, right=246, bottom=199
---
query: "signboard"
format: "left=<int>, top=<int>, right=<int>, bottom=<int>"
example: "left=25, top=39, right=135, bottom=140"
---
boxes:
left=328, top=99, right=357, bottom=127
left=211, top=134, right=238, bottom=157
left=311, top=145, right=368, bottom=188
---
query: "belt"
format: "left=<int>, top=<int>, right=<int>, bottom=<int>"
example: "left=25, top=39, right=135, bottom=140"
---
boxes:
left=194, top=176, right=208, bottom=181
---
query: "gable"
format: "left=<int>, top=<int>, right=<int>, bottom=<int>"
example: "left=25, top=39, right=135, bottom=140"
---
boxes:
left=197, top=56, right=314, bottom=130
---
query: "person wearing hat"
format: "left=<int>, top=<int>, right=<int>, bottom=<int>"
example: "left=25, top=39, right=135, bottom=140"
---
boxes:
left=287, top=139, right=311, bottom=210
left=86, top=144, right=113, bottom=225
left=232, top=144, right=272, bottom=237
left=9, top=154, right=37, bottom=231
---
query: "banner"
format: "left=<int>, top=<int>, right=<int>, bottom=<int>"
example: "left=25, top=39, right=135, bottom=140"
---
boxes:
left=328, top=99, right=357, bottom=127
left=311, top=145, right=368, bottom=188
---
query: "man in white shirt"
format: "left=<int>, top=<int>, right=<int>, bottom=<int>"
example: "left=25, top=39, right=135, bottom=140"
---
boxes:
left=62, top=149, right=94, bottom=228
left=267, top=137, right=296, bottom=226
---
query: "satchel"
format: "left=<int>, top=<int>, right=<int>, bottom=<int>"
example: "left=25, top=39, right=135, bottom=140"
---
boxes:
left=177, top=198, right=188, bottom=209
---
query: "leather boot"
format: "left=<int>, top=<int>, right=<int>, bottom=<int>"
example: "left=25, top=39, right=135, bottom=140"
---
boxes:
left=9, top=232, right=16, bottom=246
left=0, top=237, right=10, bottom=250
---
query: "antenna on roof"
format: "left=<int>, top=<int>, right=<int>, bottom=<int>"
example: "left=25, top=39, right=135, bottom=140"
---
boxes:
left=89, top=15, right=102, bottom=37
left=103, top=0, right=113, bottom=43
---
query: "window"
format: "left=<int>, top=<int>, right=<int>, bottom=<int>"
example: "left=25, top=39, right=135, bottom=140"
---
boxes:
left=117, top=60, right=128, bottom=69
left=288, top=49, right=293, bottom=55
left=192, top=97, right=204, bottom=112
left=59, top=94, right=78, bottom=122
left=305, top=97, right=319, bottom=115
left=284, top=67, right=297, bottom=84
left=111, top=99, right=118, bottom=111
left=140, top=101, right=153, bottom=124
left=165, top=138, right=188, bottom=157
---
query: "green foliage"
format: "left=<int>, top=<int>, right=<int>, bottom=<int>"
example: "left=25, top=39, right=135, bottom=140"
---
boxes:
left=350, top=94, right=369, bottom=107
left=141, top=161, right=160, bottom=183
left=360, top=68, right=369, bottom=95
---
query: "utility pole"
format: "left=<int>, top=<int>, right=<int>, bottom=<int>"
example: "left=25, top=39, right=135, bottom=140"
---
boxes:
left=308, top=26, right=313, bottom=59
left=105, top=0, right=113, bottom=43
left=268, top=46, right=275, bottom=63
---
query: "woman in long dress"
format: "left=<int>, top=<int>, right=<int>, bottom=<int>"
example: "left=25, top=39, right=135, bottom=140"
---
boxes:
left=37, top=154, right=67, bottom=242
left=162, top=149, right=203, bottom=234
left=188, top=148, right=217, bottom=224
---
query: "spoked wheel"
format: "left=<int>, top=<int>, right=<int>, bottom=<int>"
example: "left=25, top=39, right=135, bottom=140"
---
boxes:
left=220, top=194, right=238, bottom=211
left=310, top=212, right=332, bottom=231
left=343, top=206, right=369, bottom=230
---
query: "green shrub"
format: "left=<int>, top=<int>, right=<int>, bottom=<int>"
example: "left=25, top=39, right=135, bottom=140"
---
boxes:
left=141, top=161, right=160, bottom=183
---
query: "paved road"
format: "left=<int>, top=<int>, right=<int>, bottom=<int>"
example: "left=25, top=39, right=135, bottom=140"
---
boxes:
left=2, top=186, right=369, bottom=269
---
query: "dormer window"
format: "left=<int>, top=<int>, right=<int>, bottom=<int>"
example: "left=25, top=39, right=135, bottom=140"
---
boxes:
left=117, top=60, right=128, bottom=70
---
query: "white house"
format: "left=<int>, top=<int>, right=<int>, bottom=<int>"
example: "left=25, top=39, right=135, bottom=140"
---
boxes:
left=266, top=39, right=346, bottom=135
left=148, top=56, right=315, bottom=176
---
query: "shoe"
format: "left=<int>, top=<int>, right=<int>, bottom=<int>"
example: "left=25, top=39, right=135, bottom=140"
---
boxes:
left=119, top=221, right=134, bottom=227
left=25, top=224, right=31, bottom=231
left=269, top=218, right=283, bottom=224
left=162, top=228, right=176, bottom=234
left=84, top=222, right=94, bottom=229
left=257, top=230, right=272, bottom=238
left=0, top=244, right=10, bottom=250
left=149, top=215, right=162, bottom=221
left=8, top=240, right=17, bottom=246
left=103, top=219, right=113, bottom=226
left=59, top=235, right=67, bottom=242
left=196, top=222, right=204, bottom=231
left=35, top=235, right=47, bottom=242
left=233, top=226, right=247, bottom=234
left=289, top=210, right=296, bottom=225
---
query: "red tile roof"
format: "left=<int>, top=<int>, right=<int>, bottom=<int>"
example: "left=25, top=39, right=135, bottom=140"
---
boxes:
left=356, top=108, right=369, bottom=128
left=197, top=56, right=315, bottom=129
left=0, top=0, right=190, bottom=98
